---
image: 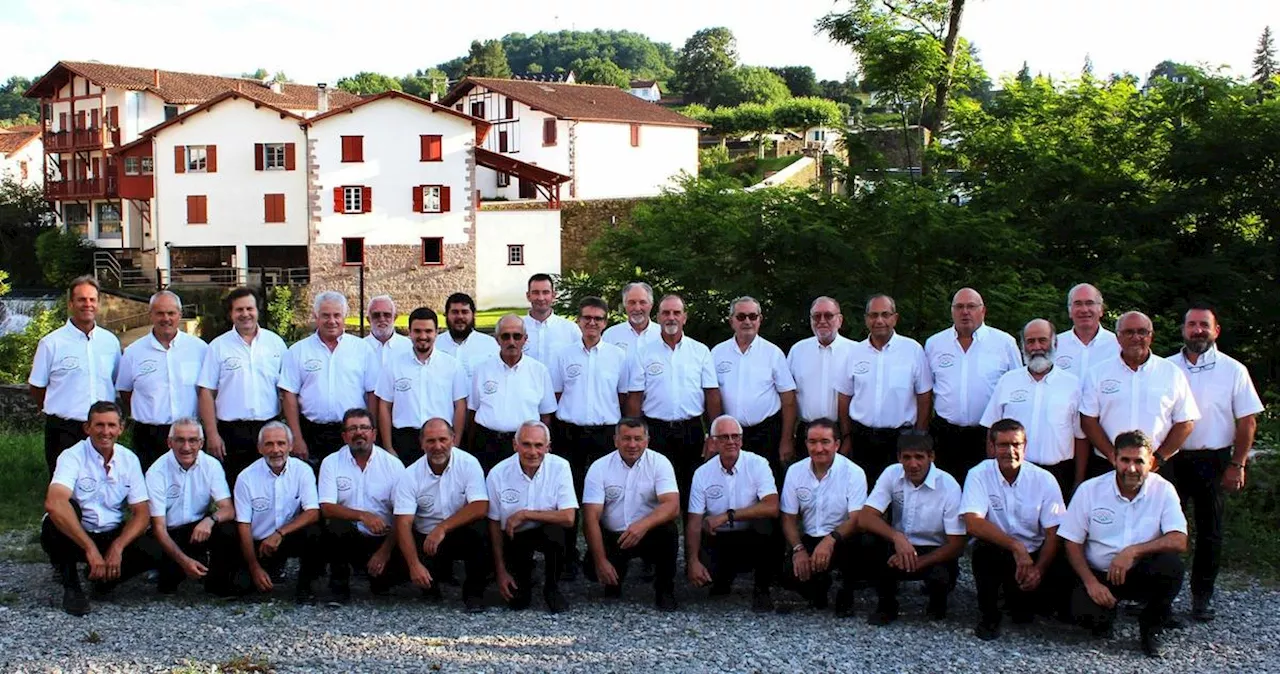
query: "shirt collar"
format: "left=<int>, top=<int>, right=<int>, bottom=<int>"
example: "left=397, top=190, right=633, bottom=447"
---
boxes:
left=909, top=463, right=940, bottom=490
left=82, top=439, right=121, bottom=473
left=1110, top=472, right=1151, bottom=502
left=719, top=455, right=738, bottom=476
left=1179, top=344, right=1218, bottom=365
left=65, top=319, right=102, bottom=340
left=145, top=330, right=186, bottom=351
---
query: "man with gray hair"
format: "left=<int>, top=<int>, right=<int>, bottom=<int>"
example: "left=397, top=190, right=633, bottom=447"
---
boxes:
left=788, top=296, right=854, bottom=450
left=280, top=290, right=379, bottom=469
left=364, top=295, right=410, bottom=371
left=981, top=319, right=1087, bottom=498
left=1080, top=312, right=1199, bottom=479
left=711, top=296, right=797, bottom=482
left=467, top=315, right=556, bottom=472
left=603, top=281, right=660, bottom=356
left=145, top=417, right=237, bottom=595
left=1056, top=284, right=1119, bottom=380
left=118, top=290, right=208, bottom=469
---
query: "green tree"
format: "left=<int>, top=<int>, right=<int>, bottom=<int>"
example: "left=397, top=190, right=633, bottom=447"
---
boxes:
left=463, top=40, right=513, bottom=78
left=1016, top=61, right=1032, bottom=87
left=437, top=56, right=468, bottom=81
left=773, top=97, right=844, bottom=130
left=400, top=69, right=449, bottom=99
left=673, top=27, right=738, bottom=104
left=572, top=57, right=632, bottom=87
left=1255, top=26, right=1277, bottom=86
left=0, top=76, right=37, bottom=121
left=817, top=75, right=861, bottom=107
left=499, top=30, right=676, bottom=81
left=0, top=179, right=54, bottom=286
left=34, top=228, right=94, bottom=288
left=335, top=72, right=403, bottom=95
left=769, top=66, right=819, bottom=97
left=710, top=66, right=791, bottom=107
left=241, top=69, right=290, bottom=82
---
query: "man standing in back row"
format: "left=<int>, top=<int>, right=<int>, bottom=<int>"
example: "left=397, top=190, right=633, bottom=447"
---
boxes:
left=787, top=296, right=855, bottom=447
left=436, top=292, right=499, bottom=389
left=364, top=295, right=411, bottom=371
left=468, top=315, right=556, bottom=472
left=603, top=282, right=661, bottom=357
left=376, top=307, right=468, bottom=465
left=523, top=273, right=581, bottom=365
left=1055, top=284, right=1119, bottom=380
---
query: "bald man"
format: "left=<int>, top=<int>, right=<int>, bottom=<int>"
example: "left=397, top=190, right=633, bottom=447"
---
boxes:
left=1056, top=284, right=1119, bottom=382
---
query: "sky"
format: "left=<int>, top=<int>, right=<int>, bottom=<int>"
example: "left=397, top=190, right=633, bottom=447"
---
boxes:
left=4, top=0, right=1278, bottom=85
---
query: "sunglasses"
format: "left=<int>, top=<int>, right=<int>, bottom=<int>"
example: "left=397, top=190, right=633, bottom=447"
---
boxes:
left=812, top=312, right=838, bottom=321
left=370, top=312, right=393, bottom=319
left=579, top=315, right=606, bottom=323
left=734, top=312, right=760, bottom=322
left=499, top=332, right=525, bottom=341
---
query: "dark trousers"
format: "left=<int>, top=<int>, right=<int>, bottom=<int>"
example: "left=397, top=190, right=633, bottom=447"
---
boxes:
left=502, top=524, right=566, bottom=607
left=743, top=412, right=784, bottom=483
left=239, top=522, right=324, bottom=595
left=324, top=519, right=406, bottom=592
left=850, top=422, right=909, bottom=485
left=44, top=414, right=86, bottom=476
left=300, top=417, right=344, bottom=472
left=156, top=520, right=239, bottom=593
left=930, top=417, right=987, bottom=483
left=392, top=427, right=423, bottom=467
left=585, top=522, right=679, bottom=595
left=971, top=540, right=1068, bottom=624
left=1072, top=552, right=1184, bottom=630
left=699, top=525, right=776, bottom=593
left=1085, top=451, right=1114, bottom=480
left=784, top=533, right=866, bottom=601
left=217, top=419, right=271, bottom=481
left=872, top=540, right=959, bottom=611
left=645, top=416, right=705, bottom=510
left=1166, top=448, right=1229, bottom=599
left=131, top=421, right=171, bottom=471
left=472, top=425, right=516, bottom=474
left=556, top=421, right=616, bottom=563
left=1037, top=458, right=1077, bottom=503
left=41, top=514, right=159, bottom=589
left=412, top=523, right=490, bottom=600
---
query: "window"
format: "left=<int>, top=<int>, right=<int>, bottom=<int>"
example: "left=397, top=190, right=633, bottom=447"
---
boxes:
left=264, top=143, right=286, bottom=170
left=343, top=186, right=364, bottom=213
left=342, top=237, right=364, bottom=266
left=420, top=134, right=442, bottom=162
left=543, top=118, right=557, bottom=146
left=504, top=98, right=515, bottom=120
left=421, top=237, right=443, bottom=265
left=19, top=161, right=28, bottom=181
left=164, top=104, right=179, bottom=120
left=264, top=193, right=286, bottom=223
left=470, top=101, right=485, bottom=119
left=340, top=135, right=363, bottom=162
left=141, top=157, right=154, bottom=174
left=64, top=204, right=89, bottom=237
left=454, top=104, right=464, bottom=112
left=97, top=203, right=122, bottom=238
left=496, top=172, right=510, bottom=187
left=507, top=244, right=524, bottom=266
left=630, top=123, right=641, bottom=147
left=186, top=195, right=208, bottom=224
left=186, top=146, right=208, bottom=172
left=124, top=157, right=140, bottom=175
left=498, top=130, right=509, bottom=153
left=423, top=186, right=441, bottom=213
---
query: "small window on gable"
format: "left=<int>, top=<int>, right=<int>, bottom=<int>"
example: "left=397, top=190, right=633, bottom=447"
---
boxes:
left=507, top=244, right=524, bottom=266
left=124, top=157, right=140, bottom=175
left=496, top=172, right=510, bottom=187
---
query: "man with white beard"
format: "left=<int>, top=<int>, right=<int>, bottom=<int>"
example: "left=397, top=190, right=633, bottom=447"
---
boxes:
left=981, top=319, right=1087, bottom=499
left=363, top=296, right=411, bottom=372
left=603, top=282, right=661, bottom=357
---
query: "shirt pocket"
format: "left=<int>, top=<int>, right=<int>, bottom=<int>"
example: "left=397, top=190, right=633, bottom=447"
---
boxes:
left=1146, top=393, right=1175, bottom=418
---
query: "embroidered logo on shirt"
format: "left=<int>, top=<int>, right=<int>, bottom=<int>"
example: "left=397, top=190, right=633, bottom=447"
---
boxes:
left=1055, top=355, right=1074, bottom=369
left=646, top=362, right=665, bottom=376
left=565, top=364, right=583, bottom=379
left=716, top=361, right=733, bottom=374
left=336, top=477, right=353, bottom=492
left=303, top=359, right=323, bottom=373
left=482, top=380, right=499, bottom=395
left=76, top=477, right=97, bottom=493
left=500, top=488, right=520, bottom=504
left=166, top=483, right=181, bottom=501
left=604, top=485, right=624, bottom=501
left=1009, top=389, right=1029, bottom=403
left=138, top=359, right=159, bottom=376
left=251, top=497, right=270, bottom=512
left=418, top=494, right=436, bottom=509
left=705, top=485, right=725, bottom=499
left=937, top=354, right=956, bottom=368
left=1091, top=507, right=1115, bottom=524
left=988, top=495, right=1005, bottom=511
left=394, top=378, right=412, bottom=392
left=223, top=357, right=244, bottom=371
left=1100, top=379, right=1121, bottom=395
left=57, top=355, right=81, bottom=371
left=853, top=361, right=871, bottom=375
left=796, top=487, right=814, bottom=503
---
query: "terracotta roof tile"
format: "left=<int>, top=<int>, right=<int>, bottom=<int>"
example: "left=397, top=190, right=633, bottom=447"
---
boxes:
left=441, top=77, right=703, bottom=128
left=0, top=129, right=39, bottom=154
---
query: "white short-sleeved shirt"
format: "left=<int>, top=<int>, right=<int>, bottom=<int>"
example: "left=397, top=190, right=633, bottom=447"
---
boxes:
left=394, top=448, right=489, bottom=534
left=375, top=349, right=468, bottom=430
left=925, top=325, right=1022, bottom=426
left=583, top=450, right=678, bottom=532
left=628, top=336, right=719, bottom=421
left=485, top=452, right=577, bottom=532
left=865, top=464, right=966, bottom=547
left=979, top=367, right=1084, bottom=465
left=780, top=455, right=868, bottom=537
left=1055, top=328, right=1119, bottom=381
left=711, top=336, right=796, bottom=427
left=1080, top=354, right=1201, bottom=451
left=197, top=328, right=287, bottom=422
left=688, top=451, right=777, bottom=532
left=1058, top=472, right=1187, bottom=571
left=116, top=331, right=208, bottom=425
left=603, top=321, right=662, bottom=357
left=278, top=333, right=379, bottom=424
left=145, top=450, right=231, bottom=528
left=1168, top=347, right=1265, bottom=451
left=787, top=334, right=855, bottom=423
left=29, top=320, right=121, bottom=420
left=523, top=314, right=582, bottom=366
left=318, top=445, right=406, bottom=536
left=233, top=457, right=319, bottom=541
left=364, top=332, right=411, bottom=370
left=468, top=356, right=557, bottom=432
left=834, top=334, right=932, bottom=428
left=51, top=440, right=148, bottom=533
left=960, top=459, right=1064, bottom=552
left=436, top=330, right=499, bottom=386
left=550, top=341, right=629, bottom=426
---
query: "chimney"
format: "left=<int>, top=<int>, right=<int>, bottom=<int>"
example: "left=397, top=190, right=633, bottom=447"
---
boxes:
left=317, top=83, right=329, bottom=113
left=153, top=69, right=160, bottom=86
left=428, top=90, right=439, bottom=103
left=269, top=80, right=284, bottom=95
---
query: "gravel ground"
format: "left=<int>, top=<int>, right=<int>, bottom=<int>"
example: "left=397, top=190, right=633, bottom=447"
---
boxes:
left=1, top=542, right=1277, bottom=674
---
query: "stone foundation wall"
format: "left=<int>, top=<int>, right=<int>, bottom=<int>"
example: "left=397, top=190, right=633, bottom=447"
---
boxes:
left=0, top=384, right=41, bottom=430
left=306, top=242, right=477, bottom=312
left=559, top=198, right=649, bottom=273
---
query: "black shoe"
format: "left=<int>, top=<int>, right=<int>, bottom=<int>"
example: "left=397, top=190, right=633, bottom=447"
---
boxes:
left=751, top=591, right=774, bottom=614
left=327, top=584, right=351, bottom=607
left=1090, top=620, right=1115, bottom=639
left=809, top=589, right=829, bottom=610
left=544, top=589, right=569, bottom=614
left=1140, top=627, right=1165, bottom=659
left=295, top=582, right=317, bottom=605
left=62, top=586, right=90, bottom=616
left=463, top=595, right=485, bottom=614
left=975, top=620, right=1000, bottom=641
left=508, top=591, right=532, bottom=611
left=560, top=558, right=580, bottom=583
left=834, top=589, right=855, bottom=618
left=157, top=579, right=180, bottom=595
left=655, top=591, right=678, bottom=612
left=1011, top=612, right=1034, bottom=625
left=89, top=580, right=115, bottom=600
left=639, top=560, right=655, bottom=583
left=1191, top=595, right=1216, bottom=623
left=602, top=584, right=622, bottom=599
left=867, top=607, right=898, bottom=626
left=1163, top=615, right=1187, bottom=630
left=708, top=582, right=732, bottom=597
left=926, top=596, right=948, bottom=621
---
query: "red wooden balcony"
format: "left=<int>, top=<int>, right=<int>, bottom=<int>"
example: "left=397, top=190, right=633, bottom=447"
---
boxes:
left=44, top=128, right=106, bottom=152
left=46, top=176, right=118, bottom=199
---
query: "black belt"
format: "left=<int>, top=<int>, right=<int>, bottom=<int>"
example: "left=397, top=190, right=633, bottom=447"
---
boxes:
left=559, top=422, right=615, bottom=431
left=937, top=418, right=980, bottom=429
left=478, top=426, right=517, bottom=440
left=647, top=417, right=700, bottom=428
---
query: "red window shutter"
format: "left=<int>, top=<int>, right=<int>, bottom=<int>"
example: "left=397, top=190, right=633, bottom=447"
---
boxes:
left=277, top=194, right=286, bottom=222
left=77, top=110, right=85, bottom=129
left=206, top=145, right=218, bottom=172
left=362, top=186, right=372, bottom=213
left=107, top=107, right=118, bottom=127
left=333, top=186, right=344, bottom=212
left=174, top=146, right=185, bottom=173
left=412, top=185, right=423, bottom=212
left=420, top=135, right=429, bottom=162
left=631, top=124, right=640, bottom=147
left=440, top=186, right=451, bottom=213
left=59, top=112, right=67, bottom=130
left=187, top=195, right=207, bottom=224
left=263, top=194, right=272, bottom=222
left=254, top=143, right=264, bottom=171
left=90, top=109, right=99, bottom=129
left=505, top=98, right=515, bottom=119
left=421, top=135, right=442, bottom=161
left=352, top=136, right=364, bottom=162
left=284, top=143, right=296, bottom=170
left=543, top=119, right=556, bottom=146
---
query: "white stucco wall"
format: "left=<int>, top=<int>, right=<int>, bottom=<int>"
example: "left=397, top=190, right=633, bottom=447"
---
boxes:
left=573, top=122, right=698, bottom=198
left=0, top=137, right=43, bottom=187
left=458, top=86, right=570, bottom=202
left=474, top=209, right=561, bottom=309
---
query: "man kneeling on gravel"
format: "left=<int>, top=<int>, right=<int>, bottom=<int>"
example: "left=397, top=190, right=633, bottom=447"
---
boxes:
left=145, top=417, right=238, bottom=596
left=1059, top=430, right=1188, bottom=659
left=232, top=422, right=323, bottom=604
left=42, top=401, right=160, bottom=616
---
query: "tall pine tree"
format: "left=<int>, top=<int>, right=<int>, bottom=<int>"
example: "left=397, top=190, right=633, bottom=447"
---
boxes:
left=1254, top=26, right=1277, bottom=86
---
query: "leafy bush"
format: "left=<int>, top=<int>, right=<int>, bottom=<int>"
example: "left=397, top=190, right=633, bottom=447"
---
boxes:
left=34, top=228, right=94, bottom=288
left=265, top=285, right=306, bottom=343
left=0, top=299, right=63, bottom=384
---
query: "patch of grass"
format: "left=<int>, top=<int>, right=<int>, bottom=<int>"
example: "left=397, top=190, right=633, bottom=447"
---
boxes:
left=82, top=630, right=102, bottom=644
left=700, top=154, right=804, bottom=187
left=343, top=307, right=521, bottom=333
left=1221, top=451, right=1280, bottom=581
left=216, top=654, right=273, bottom=673
left=0, top=431, right=44, bottom=532
left=0, top=591, right=19, bottom=604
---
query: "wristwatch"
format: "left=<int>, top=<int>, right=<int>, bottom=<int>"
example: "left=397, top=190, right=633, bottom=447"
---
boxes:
left=792, top=543, right=805, bottom=554
left=829, top=530, right=844, bottom=543
left=726, top=509, right=736, bottom=525
left=1231, top=461, right=1247, bottom=469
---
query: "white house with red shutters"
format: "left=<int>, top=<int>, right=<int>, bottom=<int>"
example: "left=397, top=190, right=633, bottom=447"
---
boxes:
left=0, top=126, right=43, bottom=188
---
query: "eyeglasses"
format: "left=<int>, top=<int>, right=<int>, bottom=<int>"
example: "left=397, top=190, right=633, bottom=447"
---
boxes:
left=952, top=303, right=984, bottom=311
left=498, top=332, right=525, bottom=341
left=1186, top=361, right=1216, bottom=374
left=811, top=312, right=838, bottom=321
left=1071, top=300, right=1101, bottom=309
left=713, top=433, right=743, bottom=442
left=370, top=312, right=393, bottom=319
left=170, top=437, right=203, bottom=445
left=579, top=315, right=606, bottom=323
left=344, top=424, right=374, bottom=432
left=733, top=313, right=760, bottom=322
left=1119, top=329, right=1152, bottom=338
left=865, top=311, right=896, bottom=320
